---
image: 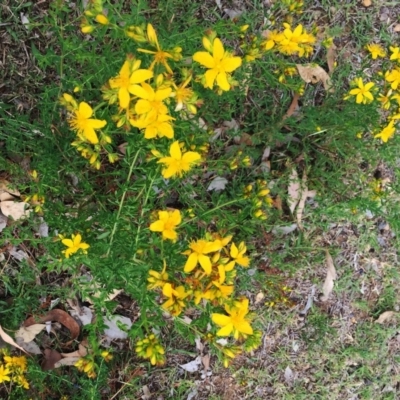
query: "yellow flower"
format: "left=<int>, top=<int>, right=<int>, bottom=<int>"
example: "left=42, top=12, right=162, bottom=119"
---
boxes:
left=277, top=24, right=315, bottom=56
left=157, top=141, right=201, bottom=179
left=366, top=43, right=386, bottom=59
left=348, top=78, right=374, bottom=104
left=129, top=82, right=172, bottom=118
left=172, top=74, right=197, bottom=113
left=385, top=67, right=400, bottom=90
left=374, top=120, right=396, bottom=142
left=81, top=21, right=94, bottom=34
left=109, top=59, right=154, bottom=109
left=75, top=358, right=96, bottom=378
left=100, top=350, right=113, bottom=362
left=136, top=334, right=165, bottom=366
left=161, top=283, right=190, bottom=316
left=130, top=113, right=175, bottom=139
left=184, top=239, right=222, bottom=274
left=193, top=37, right=242, bottom=91
left=149, top=209, right=181, bottom=240
left=0, top=365, right=11, bottom=383
left=68, top=102, right=106, bottom=144
left=204, top=281, right=234, bottom=303
left=378, top=90, right=393, bottom=110
left=137, top=23, right=181, bottom=74
left=14, top=373, right=29, bottom=389
left=389, top=46, right=400, bottom=62
left=262, top=30, right=284, bottom=51
left=147, top=260, right=169, bottom=289
left=4, top=356, right=27, bottom=372
left=95, top=14, right=109, bottom=25
left=61, top=233, right=90, bottom=258
left=391, top=92, right=400, bottom=105
left=229, top=242, right=250, bottom=267
left=211, top=298, right=254, bottom=339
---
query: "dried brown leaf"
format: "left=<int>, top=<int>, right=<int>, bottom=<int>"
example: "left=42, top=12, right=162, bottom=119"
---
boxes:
left=288, top=168, right=301, bottom=213
left=0, top=192, right=16, bottom=201
left=54, top=356, right=81, bottom=368
left=24, top=309, right=80, bottom=345
left=16, top=324, right=46, bottom=343
left=320, top=251, right=337, bottom=301
left=0, top=180, right=20, bottom=197
left=42, top=348, right=62, bottom=371
left=0, top=324, right=28, bottom=354
left=0, top=201, right=31, bottom=220
left=283, top=92, right=300, bottom=120
left=375, top=311, right=395, bottom=324
left=296, top=171, right=309, bottom=230
left=327, top=44, right=337, bottom=74
left=296, top=64, right=333, bottom=92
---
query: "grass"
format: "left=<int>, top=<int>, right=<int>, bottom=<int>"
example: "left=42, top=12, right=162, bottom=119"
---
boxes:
left=1, top=0, right=400, bottom=398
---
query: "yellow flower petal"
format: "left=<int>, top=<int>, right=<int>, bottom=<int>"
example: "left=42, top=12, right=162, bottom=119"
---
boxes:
left=212, top=38, right=224, bottom=61
left=169, top=141, right=182, bottom=159
left=220, top=57, right=242, bottom=72
left=130, top=69, right=154, bottom=84
left=193, top=51, right=215, bottom=68
left=79, top=102, right=93, bottom=119
left=150, top=220, right=165, bottom=232
left=198, top=254, right=212, bottom=274
left=216, top=72, right=230, bottom=91
left=204, top=69, right=218, bottom=89
left=184, top=253, right=198, bottom=273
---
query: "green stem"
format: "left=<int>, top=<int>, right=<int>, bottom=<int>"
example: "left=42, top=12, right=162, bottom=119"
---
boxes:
left=180, top=198, right=241, bottom=227
left=133, top=174, right=157, bottom=250
left=106, top=150, right=140, bottom=256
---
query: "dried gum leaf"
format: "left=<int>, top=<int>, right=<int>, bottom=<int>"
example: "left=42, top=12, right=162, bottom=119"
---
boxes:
left=296, top=64, right=333, bottom=92
left=16, top=324, right=46, bottom=343
left=320, top=251, right=337, bottom=301
left=0, top=201, right=31, bottom=220
left=0, top=324, right=28, bottom=354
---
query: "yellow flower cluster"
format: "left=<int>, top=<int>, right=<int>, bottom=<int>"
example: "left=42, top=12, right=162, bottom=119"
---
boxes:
left=60, top=93, right=116, bottom=170
left=243, top=180, right=273, bottom=220
left=146, top=233, right=250, bottom=315
left=143, top=233, right=260, bottom=367
left=346, top=43, right=400, bottom=142
left=0, top=352, right=29, bottom=389
left=74, top=349, right=112, bottom=379
left=75, top=357, right=97, bottom=379
left=262, top=23, right=315, bottom=57
left=135, top=334, right=165, bottom=366
left=81, top=0, right=110, bottom=34
left=282, top=0, right=304, bottom=14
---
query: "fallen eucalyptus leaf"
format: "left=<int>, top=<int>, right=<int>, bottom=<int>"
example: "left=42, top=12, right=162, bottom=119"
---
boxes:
left=16, top=324, right=46, bottom=343
left=0, top=201, right=31, bottom=220
left=69, top=306, right=93, bottom=326
left=288, top=168, right=301, bottom=213
left=42, top=348, right=62, bottom=371
left=16, top=337, right=42, bottom=355
left=272, top=224, right=297, bottom=235
left=375, top=311, right=395, bottom=324
left=180, top=356, right=202, bottom=373
left=284, top=366, right=294, bottom=383
left=103, top=315, right=132, bottom=340
left=54, top=356, right=81, bottom=368
left=296, top=64, right=333, bottom=92
left=207, top=176, right=228, bottom=192
left=0, top=324, right=28, bottom=354
left=320, top=251, right=337, bottom=301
